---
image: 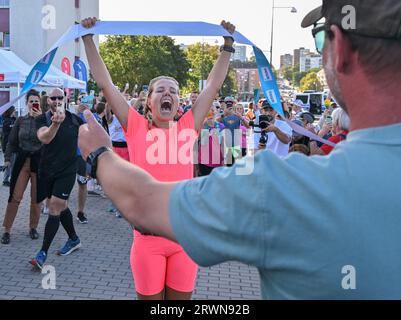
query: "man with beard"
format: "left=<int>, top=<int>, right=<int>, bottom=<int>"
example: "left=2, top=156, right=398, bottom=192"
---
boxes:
left=30, top=88, right=85, bottom=270
left=79, top=1, right=401, bottom=299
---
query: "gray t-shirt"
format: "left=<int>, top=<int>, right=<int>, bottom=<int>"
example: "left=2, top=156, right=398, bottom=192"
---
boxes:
left=169, top=122, right=401, bottom=299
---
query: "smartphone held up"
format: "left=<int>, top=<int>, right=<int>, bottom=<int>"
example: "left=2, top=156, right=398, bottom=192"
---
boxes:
left=32, top=103, right=40, bottom=111
left=56, top=104, right=65, bottom=116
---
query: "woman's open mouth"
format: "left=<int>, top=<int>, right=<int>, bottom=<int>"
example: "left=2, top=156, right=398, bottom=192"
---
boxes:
left=160, top=99, right=173, bottom=116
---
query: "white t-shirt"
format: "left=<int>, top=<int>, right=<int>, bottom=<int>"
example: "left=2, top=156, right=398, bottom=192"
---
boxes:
left=251, top=118, right=292, bottom=157
left=252, top=110, right=262, bottom=148
left=265, top=119, right=292, bottom=158
left=108, top=115, right=126, bottom=142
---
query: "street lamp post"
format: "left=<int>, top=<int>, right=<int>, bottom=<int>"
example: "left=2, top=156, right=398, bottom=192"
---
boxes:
left=270, top=0, right=297, bottom=65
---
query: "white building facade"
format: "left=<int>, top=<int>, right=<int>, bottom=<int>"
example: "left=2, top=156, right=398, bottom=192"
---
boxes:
left=232, top=45, right=247, bottom=62
left=10, top=0, right=99, bottom=76
left=0, top=0, right=99, bottom=107
left=300, top=54, right=322, bottom=72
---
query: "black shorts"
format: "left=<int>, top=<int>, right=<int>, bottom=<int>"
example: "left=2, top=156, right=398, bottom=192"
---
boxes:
left=38, top=173, right=76, bottom=202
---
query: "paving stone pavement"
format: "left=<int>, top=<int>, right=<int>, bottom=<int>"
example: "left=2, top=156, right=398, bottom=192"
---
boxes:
left=0, top=162, right=261, bottom=300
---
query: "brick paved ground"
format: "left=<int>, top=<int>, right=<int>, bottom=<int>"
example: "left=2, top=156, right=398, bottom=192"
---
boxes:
left=0, top=154, right=261, bottom=300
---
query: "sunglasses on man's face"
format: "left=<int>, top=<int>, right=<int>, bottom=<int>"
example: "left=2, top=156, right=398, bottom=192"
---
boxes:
left=312, top=23, right=329, bottom=55
left=50, top=96, right=64, bottom=101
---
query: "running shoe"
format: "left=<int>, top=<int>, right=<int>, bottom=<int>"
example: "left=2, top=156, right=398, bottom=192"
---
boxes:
left=29, top=228, right=39, bottom=240
left=107, top=203, right=117, bottom=213
left=30, top=250, right=47, bottom=270
left=57, top=238, right=82, bottom=256
left=88, top=190, right=101, bottom=196
left=77, top=212, right=88, bottom=224
left=1, top=232, right=10, bottom=244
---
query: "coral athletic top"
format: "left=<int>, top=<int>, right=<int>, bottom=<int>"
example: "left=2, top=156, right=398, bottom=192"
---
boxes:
left=124, top=108, right=198, bottom=182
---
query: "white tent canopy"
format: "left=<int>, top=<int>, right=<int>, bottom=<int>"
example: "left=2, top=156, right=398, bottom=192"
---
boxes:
left=0, top=49, right=86, bottom=90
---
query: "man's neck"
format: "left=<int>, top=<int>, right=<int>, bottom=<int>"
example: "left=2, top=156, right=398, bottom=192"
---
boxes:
left=347, top=90, right=401, bottom=131
left=341, top=73, right=401, bottom=131
left=350, top=108, right=401, bottom=131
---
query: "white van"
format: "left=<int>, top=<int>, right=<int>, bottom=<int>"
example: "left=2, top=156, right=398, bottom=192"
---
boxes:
left=295, top=91, right=327, bottom=115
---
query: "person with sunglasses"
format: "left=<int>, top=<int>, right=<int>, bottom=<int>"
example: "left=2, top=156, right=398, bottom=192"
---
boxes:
left=78, top=1, right=401, bottom=299
left=1, top=90, right=43, bottom=245
left=30, top=88, right=85, bottom=270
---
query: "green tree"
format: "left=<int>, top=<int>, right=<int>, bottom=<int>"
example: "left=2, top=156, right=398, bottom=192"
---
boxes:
left=300, top=71, right=323, bottom=92
left=183, top=42, right=236, bottom=95
left=272, top=66, right=278, bottom=79
left=249, top=55, right=256, bottom=64
left=309, top=67, right=322, bottom=73
left=183, top=43, right=217, bottom=93
left=293, top=70, right=308, bottom=87
left=282, top=66, right=294, bottom=82
left=220, top=68, right=237, bottom=97
left=99, top=35, right=189, bottom=91
left=231, top=60, right=257, bottom=69
left=87, top=73, right=99, bottom=95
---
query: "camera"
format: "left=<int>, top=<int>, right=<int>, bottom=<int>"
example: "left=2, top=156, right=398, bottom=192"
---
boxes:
left=249, top=115, right=275, bottom=146
left=258, top=115, right=274, bottom=130
left=249, top=115, right=274, bottom=129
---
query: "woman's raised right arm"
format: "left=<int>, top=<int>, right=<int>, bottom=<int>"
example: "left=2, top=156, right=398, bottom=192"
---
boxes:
left=81, top=18, right=129, bottom=130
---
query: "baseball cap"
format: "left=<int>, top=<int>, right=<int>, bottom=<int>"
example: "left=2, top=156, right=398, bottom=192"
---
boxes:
left=224, top=96, right=236, bottom=107
left=301, top=0, right=401, bottom=40
left=299, top=112, right=315, bottom=124
left=261, top=100, right=272, bottom=109
left=292, top=99, right=305, bottom=108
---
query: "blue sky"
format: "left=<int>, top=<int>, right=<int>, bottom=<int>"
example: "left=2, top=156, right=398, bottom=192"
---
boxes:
left=99, top=0, right=322, bottom=68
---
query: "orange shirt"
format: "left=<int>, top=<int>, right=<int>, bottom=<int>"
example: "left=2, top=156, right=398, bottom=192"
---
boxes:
left=246, top=110, right=255, bottom=120
left=124, top=108, right=198, bottom=182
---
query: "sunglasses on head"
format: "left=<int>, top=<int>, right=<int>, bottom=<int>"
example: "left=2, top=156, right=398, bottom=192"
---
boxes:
left=50, top=96, right=64, bottom=101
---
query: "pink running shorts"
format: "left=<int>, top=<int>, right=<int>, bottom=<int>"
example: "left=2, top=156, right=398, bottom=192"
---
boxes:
left=130, top=231, right=198, bottom=296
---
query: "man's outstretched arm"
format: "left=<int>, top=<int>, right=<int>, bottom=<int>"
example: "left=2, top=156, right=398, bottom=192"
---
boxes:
left=78, top=110, right=177, bottom=241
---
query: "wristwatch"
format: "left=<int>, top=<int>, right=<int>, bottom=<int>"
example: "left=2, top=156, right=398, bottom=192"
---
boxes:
left=87, top=146, right=112, bottom=179
left=220, top=45, right=235, bottom=53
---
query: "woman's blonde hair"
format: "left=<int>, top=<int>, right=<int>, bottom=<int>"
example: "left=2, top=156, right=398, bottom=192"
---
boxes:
left=144, top=76, right=180, bottom=129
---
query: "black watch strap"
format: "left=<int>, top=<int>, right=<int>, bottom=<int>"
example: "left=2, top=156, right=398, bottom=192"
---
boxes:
left=220, top=45, right=235, bottom=53
left=87, top=146, right=112, bottom=179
